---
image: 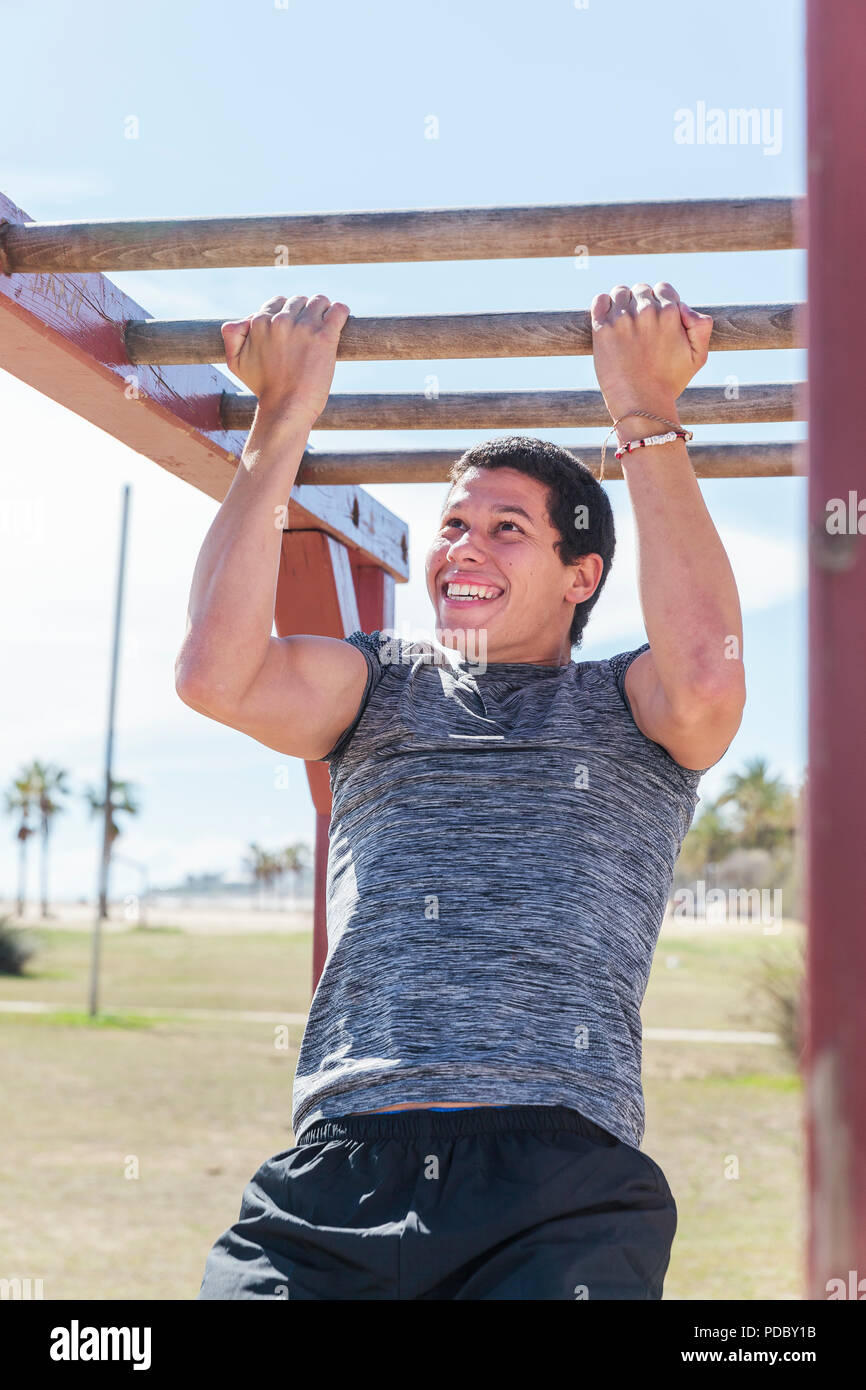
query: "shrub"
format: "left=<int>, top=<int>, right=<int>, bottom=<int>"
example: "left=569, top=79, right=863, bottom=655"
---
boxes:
left=742, top=938, right=806, bottom=1069
left=0, top=916, right=38, bottom=975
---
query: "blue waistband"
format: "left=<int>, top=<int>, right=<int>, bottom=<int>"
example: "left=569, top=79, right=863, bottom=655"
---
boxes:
left=357, top=1105, right=510, bottom=1114
left=297, top=1104, right=621, bottom=1147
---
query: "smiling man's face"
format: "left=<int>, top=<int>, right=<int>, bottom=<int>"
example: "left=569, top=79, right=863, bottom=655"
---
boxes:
left=424, top=465, right=603, bottom=665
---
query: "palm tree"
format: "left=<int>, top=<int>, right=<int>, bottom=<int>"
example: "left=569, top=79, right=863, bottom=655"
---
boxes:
left=83, top=777, right=141, bottom=919
left=677, top=802, right=737, bottom=882
left=281, top=841, right=311, bottom=900
left=243, top=843, right=269, bottom=908
left=715, top=757, right=796, bottom=852
left=260, top=850, right=285, bottom=903
left=28, top=760, right=71, bottom=919
left=4, top=771, right=38, bottom=916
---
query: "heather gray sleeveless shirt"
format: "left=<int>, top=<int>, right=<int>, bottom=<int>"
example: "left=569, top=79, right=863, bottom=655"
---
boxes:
left=292, top=630, right=705, bottom=1148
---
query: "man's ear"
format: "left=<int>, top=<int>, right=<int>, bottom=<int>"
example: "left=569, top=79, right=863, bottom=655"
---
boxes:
left=567, top=552, right=605, bottom=605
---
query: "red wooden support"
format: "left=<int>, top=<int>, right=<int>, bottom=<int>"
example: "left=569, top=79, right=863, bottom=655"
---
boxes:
left=806, top=0, right=866, bottom=1299
left=273, top=533, right=394, bottom=990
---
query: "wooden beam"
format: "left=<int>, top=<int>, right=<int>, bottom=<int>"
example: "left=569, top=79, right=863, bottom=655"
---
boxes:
left=221, top=381, right=802, bottom=433
left=273, top=531, right=394, bottom=991
left=0, top=197, right=802, bottom=273
left=0, top=191, right=409, bottom=583
left=290, top=441, right=805, bottom=485
left=806, top=0, right=866, bottom=1299
left=125, top=303, right=801, bottom=366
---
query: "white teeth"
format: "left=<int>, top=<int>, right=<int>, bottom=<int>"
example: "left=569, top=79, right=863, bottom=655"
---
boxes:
left=444, top=584, right=502, bottom=600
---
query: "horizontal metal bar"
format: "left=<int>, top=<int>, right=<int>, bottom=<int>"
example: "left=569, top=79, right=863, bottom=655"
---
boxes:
left=126, top=303, right=802, bottom=366
left=221, top=381, right=802, bottom=432
left=0, top=197, right=803, bottom=273
left=295, top=441, right=805, bottom=484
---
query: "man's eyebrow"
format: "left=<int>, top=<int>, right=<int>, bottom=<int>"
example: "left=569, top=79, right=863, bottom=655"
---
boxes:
left=441, top=501, right=536, bottom=523
left=491, top=503, right=535, bottom=521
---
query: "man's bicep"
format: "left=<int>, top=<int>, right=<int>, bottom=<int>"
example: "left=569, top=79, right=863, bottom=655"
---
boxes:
left=181, top=633, right=372, bottom=761
left=623, top=647, right=743, bottom=772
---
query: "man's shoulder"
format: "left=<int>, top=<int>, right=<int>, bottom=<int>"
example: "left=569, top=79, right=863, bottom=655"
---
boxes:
left=575, top=642, right=651, bottom=696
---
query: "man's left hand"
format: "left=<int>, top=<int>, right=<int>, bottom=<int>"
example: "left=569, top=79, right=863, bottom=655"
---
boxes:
left=590, top=281, right=713, bottom=428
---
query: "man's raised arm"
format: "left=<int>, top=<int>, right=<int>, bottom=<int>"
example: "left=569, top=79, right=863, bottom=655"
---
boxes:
left=590, top=280, right=746, bottom=772
left=174, top=293, right=370, bottom=761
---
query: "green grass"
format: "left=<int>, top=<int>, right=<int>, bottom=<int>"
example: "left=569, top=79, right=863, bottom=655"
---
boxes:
left=3, top=1009, right=157, bottom=1029
left=2, top=927, right=313, bottom=1013
left=0, top=920, right=805, bottom=1300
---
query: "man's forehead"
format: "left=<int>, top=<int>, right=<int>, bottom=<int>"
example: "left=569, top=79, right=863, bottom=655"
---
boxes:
left=443, top=471, right=543, bottom=518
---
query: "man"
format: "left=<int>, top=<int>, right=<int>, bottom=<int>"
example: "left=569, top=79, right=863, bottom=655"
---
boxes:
left=178, top=282, right=745, bottom=1300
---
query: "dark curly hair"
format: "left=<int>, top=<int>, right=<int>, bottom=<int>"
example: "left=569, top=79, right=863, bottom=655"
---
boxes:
left=446, top=435, right=616, bottom=651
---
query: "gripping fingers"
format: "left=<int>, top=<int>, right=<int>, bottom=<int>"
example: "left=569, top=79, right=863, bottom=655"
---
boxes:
left=590, top=292, right=612, bottom=330
left=654, top=281, right=681, bottom=308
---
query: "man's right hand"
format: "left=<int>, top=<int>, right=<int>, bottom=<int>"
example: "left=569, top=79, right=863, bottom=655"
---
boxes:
left=221, top=293, right=350, bottom=431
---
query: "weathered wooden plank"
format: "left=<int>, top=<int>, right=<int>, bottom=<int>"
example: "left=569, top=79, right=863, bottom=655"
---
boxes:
left=221, top=381, right=801, bottom=432
left=0, top=197, right=801, bottom=272
left=290, top=441, right=805, bottom=484
left=126, top=303, right=802, bottom=365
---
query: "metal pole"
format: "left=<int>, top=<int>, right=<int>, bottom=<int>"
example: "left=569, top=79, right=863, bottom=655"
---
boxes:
left=88, top=484, right=131, bottom=1017
left=806, top=0, right=866, bottom=1299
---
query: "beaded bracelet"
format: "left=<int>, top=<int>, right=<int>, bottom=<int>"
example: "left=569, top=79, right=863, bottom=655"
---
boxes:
left=599, top=411, right=693, bottom=481
left=615, top=428, right=692, bottom=459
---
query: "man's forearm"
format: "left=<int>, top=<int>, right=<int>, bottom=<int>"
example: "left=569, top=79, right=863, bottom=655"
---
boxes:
left=175, top=405, right=313, bottom=707
left=617, top=409, right=744, bottom=709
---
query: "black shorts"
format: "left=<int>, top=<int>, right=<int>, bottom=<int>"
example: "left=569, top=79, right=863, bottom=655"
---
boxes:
left=197, top=1104, right=677, bottom=1301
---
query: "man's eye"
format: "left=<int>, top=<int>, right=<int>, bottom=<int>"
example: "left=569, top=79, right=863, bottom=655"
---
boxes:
left=442, top=518, right=522, bottom=533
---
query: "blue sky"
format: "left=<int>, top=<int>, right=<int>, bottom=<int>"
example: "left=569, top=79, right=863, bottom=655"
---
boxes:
left=0, top=0, right=805, bottom=901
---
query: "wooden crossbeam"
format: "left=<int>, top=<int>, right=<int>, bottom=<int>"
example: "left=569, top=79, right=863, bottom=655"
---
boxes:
left=290, top=441, right=805, bottom=484
left=0, top=197, right=802, bottom=273
left=126, top=303, right=801, bottom=366
left=221, top=381, right=802, bottom=432
left=0, top=191, right=409, bottom=582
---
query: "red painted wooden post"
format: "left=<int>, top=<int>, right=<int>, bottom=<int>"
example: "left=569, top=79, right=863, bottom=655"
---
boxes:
left=806, top=0, right=866, bottom=1299
left=273, top=532, right=394, bottom=992
left=311, top=811, right=332, bottom=992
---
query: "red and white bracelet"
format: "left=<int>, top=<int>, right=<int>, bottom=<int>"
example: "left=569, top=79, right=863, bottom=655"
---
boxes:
left=615, top=428, right=692, bottom=459
left=599, top=410, right=693, bottom=481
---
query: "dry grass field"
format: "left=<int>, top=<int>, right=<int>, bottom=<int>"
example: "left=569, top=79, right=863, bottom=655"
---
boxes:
left=0, top=916, right=805, bottom=1300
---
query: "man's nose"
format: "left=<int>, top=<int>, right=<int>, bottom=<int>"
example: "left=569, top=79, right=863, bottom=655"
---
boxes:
left=447, top=529, right=486, bottom=557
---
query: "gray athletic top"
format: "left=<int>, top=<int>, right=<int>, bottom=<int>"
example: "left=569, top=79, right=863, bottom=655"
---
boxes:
left=291, top=630, right=706, bottom=1148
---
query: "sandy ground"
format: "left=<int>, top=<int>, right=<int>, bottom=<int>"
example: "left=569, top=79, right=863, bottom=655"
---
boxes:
left=0, top=898, right=315, bottom=933
left=1, top=897, right=804, bottom=942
